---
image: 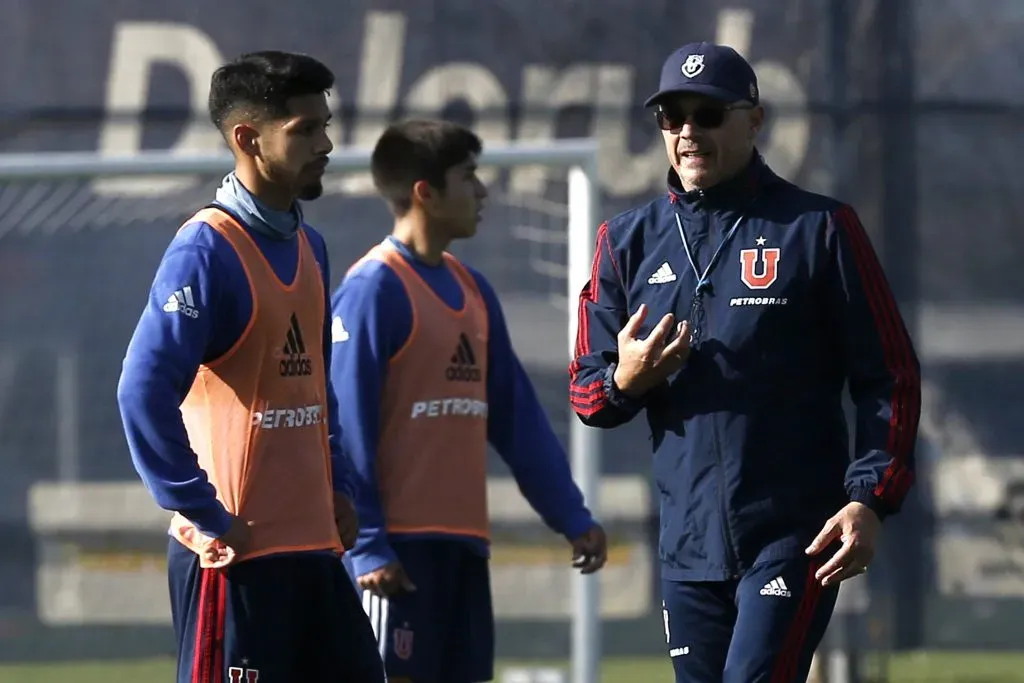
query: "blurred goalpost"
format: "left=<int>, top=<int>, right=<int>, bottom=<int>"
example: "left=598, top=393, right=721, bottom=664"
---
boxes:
left=0, top=139, right=603, bottom=683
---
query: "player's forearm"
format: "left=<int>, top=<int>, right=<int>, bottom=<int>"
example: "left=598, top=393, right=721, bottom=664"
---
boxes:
left=491, top=366, right=595, bottom=539
left=510, top=448, right=595, bottom=540
left=349, top=524, right=397, bottom=577
left=329, top=449, right=357, bottom=499
left=329, top=340, right=386, bottom=490
left=327, top=417, right=357, bottom=499
left=337, top=411, right=391, bottom=566
left=343, top=429, right=395, bottom=577
left=116, top=366, right=231, bottom=536
left=319, top=249, right=357, bottom=498
left=325, top=365, right=357, bottom=499
left=329, top=262, right=415, bottom=575
left=329, top=332, right=395, bottom=565
left=337, top=438, right=389, bottom=558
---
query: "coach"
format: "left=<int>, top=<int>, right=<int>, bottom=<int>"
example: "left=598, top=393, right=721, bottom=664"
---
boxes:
left=568, top=41, right=921, bottom=683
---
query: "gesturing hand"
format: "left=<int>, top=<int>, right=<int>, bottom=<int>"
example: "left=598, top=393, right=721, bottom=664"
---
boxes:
left=613, top=304, right=691, bottom=397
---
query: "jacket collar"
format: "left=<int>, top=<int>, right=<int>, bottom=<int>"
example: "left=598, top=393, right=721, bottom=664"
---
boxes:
left=667, top=150, right=778, bottom=212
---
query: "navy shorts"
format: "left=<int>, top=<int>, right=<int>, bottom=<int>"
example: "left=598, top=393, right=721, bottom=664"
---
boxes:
left=168, top=538, right=385, bottom=683
left=353, top=539, right=494, bottom=683
left=661, top=554, right=839, bottom=683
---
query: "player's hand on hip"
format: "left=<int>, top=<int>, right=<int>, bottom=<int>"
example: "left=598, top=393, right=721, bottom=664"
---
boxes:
left=358, top=561, right=417, bottom=597
left=206, top=515, right=254, bottom=567
left=805, top=502, right=881, bottom=587
left=570, top=523, right=609, bottom=575
left=333, top=493, right=359, bottom=549
left=613, top=304, right=691, bottom=398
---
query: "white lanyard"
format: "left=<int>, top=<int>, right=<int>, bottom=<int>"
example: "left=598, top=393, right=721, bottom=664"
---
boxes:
left=674, top=213, right=743, bottom=342
left=674, top=212, right=744, bottom=294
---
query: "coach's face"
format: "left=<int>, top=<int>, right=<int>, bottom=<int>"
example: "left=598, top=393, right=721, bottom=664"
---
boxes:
left=656, top=94, right=763, bottom=192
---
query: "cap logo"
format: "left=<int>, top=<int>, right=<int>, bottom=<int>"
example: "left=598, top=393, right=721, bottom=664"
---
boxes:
left=681, top=54, right=705, bottom=78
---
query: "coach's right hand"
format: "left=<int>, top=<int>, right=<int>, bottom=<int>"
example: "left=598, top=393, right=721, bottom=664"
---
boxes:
left=613, top=304, right=691, bottom=398
left=359, top=561, right=417, bottom=597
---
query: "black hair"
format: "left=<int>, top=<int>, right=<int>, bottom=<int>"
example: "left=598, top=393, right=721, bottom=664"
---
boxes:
left=370, top=119, right=483, bottom=216
left=208, top=51, right=334, bottom=133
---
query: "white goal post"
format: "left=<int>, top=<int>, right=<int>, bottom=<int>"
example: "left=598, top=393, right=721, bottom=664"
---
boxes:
left=0, top=139, right=603, bottom=683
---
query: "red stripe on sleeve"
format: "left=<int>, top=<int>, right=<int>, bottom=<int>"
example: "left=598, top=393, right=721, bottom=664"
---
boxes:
left=834, top=206, right=920, bottom=510
left=569, top=223, right=612, bottom=415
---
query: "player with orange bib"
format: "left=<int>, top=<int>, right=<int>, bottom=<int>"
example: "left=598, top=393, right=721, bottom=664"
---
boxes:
left=117, top=51, right=384, bottom=683
left=329, top=119, right=609, bottom=683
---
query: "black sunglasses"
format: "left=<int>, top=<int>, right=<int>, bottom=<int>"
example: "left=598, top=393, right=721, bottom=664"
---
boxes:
left=655, top=102, right=753, bottom=131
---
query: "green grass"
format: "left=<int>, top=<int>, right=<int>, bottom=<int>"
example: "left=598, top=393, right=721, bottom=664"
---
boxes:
left=883, top=651, right=1024, bottom=683
left=0, top=656, right=674, bottom=683
left=1, top=652, right=1023, bottom=682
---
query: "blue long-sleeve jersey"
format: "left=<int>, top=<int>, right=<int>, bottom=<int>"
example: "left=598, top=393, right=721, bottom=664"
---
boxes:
left=570, top=153, right=921, bottom=581
left=116, top=203, right=354, bottom=539
left=330, top=237, right=595, bottom=578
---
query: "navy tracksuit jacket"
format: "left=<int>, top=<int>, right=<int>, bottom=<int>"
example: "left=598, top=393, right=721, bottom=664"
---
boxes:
left=570, top=153, right=921, bottom=583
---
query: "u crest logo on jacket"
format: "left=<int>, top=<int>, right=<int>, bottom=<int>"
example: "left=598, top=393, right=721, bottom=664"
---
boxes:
left=739, top=241, right=781, bottom=290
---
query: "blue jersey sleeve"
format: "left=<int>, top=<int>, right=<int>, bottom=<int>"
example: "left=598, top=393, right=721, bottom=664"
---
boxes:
left=116, top=229, right=233, bottom=538
left=329, top=261, right=412, bottom=577
left=472, top=269, right=596, bottom=541
left=305, top=228, right=357, bottom=500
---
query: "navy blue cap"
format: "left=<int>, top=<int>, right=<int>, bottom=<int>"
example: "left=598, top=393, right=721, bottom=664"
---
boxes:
left=644, top=42, right=759, bottom=107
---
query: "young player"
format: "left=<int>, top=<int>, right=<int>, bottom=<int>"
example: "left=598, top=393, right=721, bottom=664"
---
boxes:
left=116, top=51, right=384, bottom=682
left=329, top=119, right=609, bottom=683
left=569, top=43, right=921, bottom=682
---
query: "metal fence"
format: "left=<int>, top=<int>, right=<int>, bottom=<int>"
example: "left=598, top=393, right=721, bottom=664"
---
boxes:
left=1, top=0, right=1023, bottom=679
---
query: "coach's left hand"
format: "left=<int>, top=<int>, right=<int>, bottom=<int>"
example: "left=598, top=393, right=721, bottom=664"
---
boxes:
left=333, top=493, right=359, bottom=549
left=805, top=501, right=880, bottom=587
left=570, top=524, right=609, bottom=574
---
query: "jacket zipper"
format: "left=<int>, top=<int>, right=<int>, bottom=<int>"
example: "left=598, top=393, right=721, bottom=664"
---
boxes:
left=710, top=409, right=740, bottom=577
left=700, top=210, right=740, bottom=578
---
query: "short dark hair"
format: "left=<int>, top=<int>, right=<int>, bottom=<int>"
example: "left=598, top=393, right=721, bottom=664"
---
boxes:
left=208, top=51, right=334, bottom=133
left=370, top=119, right=483, bottom=216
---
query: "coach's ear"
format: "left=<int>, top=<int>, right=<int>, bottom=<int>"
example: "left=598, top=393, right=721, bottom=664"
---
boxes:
left=746, top=105, right=765, bottom=141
